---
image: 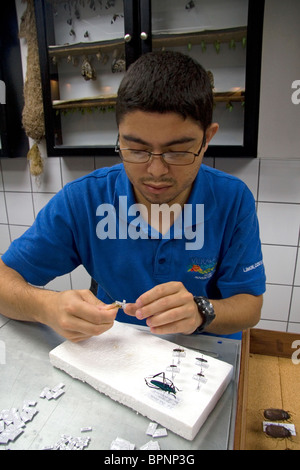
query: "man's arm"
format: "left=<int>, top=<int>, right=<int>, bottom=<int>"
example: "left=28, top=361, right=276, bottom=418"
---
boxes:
left=124, top=281, right=262, bottom=335
left=0, top=259, right=118, bottom=342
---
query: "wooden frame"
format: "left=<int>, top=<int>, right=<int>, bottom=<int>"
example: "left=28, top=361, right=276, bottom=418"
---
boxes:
left=35, top=0, right=265, bottom=158
left=234, top=328, right=300, bottom=450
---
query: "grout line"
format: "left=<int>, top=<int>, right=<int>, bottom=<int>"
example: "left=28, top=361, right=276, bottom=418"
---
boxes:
left=286, top=228, right=300, bottom=329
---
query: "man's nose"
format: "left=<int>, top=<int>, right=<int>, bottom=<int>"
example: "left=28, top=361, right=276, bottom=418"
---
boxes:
left=146, top=154, right=169, bottom=176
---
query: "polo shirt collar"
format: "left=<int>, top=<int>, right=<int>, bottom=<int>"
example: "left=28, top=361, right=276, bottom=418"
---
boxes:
left=113, top=164, right=216, bottom=232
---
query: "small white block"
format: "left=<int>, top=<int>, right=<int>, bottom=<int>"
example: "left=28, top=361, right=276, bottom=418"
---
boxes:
left=152, top=427, right=168, bottom=438
left=140, top=440, right=161, bottom=450
left=51, top=383, right=65, bottom=393
left=146, top=422, right=158, bottom=436
left=110, top=437, right=135, bottom=450
left=80, top=427, right=92, bottom=432
left=52, top=389, right=65, bottom=399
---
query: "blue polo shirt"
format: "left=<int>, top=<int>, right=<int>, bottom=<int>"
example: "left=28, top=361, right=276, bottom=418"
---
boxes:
left=2, top=163, right=265, bottom=335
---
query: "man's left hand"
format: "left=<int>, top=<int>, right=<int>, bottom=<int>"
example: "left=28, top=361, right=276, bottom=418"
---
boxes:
left=124, top=281, right=202, bottom=335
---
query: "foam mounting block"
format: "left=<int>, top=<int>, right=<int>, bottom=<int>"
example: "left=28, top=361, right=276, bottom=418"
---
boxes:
left=49, top=321, right=233, bottom=440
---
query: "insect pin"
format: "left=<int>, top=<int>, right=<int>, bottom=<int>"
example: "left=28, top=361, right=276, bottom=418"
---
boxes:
left=145, top=372, right=179, bottom=398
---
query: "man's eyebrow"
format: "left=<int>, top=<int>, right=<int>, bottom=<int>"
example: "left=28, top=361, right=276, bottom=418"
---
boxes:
left=121, top=134, right=196, bottom=147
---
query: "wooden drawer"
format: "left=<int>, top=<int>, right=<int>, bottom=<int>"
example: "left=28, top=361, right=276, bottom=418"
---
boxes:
left=234, top=328, right=300, bottom=450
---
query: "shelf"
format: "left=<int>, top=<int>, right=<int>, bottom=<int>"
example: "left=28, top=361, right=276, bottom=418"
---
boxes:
left=48, top=26, right=247, bottom=61
left=48, top=38, right=124, bottom=59
left=152, top=26, right=247, bottom=49
left=52, top=90, right=245, bottom=111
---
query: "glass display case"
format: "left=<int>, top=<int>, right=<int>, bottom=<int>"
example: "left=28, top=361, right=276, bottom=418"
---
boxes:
left=35, top=0, right=264, bottom=157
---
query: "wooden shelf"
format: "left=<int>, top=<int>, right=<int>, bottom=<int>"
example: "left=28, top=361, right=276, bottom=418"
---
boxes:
left=48, top=26, right=247, bottom=60
left=52, top=90, right=245, bottom=111
left=153, top=26, right=247, bottom=49
left=48, top=38, right=124, bottom=59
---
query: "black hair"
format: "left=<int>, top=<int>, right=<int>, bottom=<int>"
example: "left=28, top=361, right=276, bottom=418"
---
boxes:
left=116, top=51, right=213, bottom=131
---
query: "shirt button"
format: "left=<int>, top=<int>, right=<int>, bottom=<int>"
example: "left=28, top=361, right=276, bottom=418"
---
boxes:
left=158, top=258, right=166, bottom=264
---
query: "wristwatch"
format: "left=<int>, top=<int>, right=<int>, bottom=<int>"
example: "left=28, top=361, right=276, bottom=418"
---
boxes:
left=193, top=296, right=215, bottom=332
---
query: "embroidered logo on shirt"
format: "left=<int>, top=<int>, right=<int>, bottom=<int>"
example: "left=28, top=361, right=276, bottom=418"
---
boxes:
left=187, top=258, right=217, bottom=279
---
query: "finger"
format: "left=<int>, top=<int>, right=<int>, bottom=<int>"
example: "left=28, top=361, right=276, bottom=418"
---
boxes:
left=71, top=297, right=118, bottom=325
left=136, top=282, right=181, bottom=308
left=123, top=303, right=138, bottom=316
left=136, top=289, right=188, bottom=320
left=63, top=320, right=115, bottom=343
left=60, top=311, right=115, bottom=338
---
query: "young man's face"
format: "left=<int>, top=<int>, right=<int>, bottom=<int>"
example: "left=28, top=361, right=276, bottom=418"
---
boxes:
left=118, top=111, right=218, bottom=208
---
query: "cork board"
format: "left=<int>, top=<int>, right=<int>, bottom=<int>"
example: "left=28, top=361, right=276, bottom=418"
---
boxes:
left=245, top=353, right=300, bottom=450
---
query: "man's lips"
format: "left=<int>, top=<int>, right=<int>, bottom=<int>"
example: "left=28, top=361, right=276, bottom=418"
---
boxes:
left=143, top=183, right=172, bottom=194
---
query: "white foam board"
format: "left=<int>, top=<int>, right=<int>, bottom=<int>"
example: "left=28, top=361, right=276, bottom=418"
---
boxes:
left=49, top=321, right=233, bottom=440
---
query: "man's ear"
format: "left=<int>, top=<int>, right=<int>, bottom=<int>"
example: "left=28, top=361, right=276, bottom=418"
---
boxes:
left=204, top=123, right=219, bottom=150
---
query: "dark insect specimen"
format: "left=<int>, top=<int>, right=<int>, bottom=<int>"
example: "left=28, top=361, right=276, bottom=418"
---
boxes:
left=264, top=408, right=291, bottom=421
left=145, top=372, right=179, bottom=397
left=195, top=356, right=208, bottom=364
left=105, top=0, right=115, bottom=9
left=185, top=1, right=195, bottom=10
left=265, top=424, right=291, bottom=439
left=111, top=14, right=123, bottom=24
left=81, top=57, right=96, bottom=80
left=111, top=58, right=126, bottom=73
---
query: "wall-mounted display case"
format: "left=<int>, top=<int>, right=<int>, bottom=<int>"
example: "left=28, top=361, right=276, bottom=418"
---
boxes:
left=35, top=0, right=264, bottom=157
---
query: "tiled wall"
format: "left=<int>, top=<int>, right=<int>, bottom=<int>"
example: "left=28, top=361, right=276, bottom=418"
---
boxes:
left=1, top=153, right=300, bottom=333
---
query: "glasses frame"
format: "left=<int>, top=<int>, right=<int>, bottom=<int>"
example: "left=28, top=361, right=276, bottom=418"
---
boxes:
left=115, top=135, right=207, bottom=166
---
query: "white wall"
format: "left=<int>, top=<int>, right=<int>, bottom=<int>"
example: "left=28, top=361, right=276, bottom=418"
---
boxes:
left=0, top=0, right=300, bottom=333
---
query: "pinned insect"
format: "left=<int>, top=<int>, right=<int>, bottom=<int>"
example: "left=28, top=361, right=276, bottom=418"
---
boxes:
left=263, top=408, right=291, bottom=421
left=185, top=1, right=195, bottom=10
left=145, top=372, right=180, bottom=398
left=81, top=57, right=96, bottom=81
left=264, top=424, right=292, bottom=439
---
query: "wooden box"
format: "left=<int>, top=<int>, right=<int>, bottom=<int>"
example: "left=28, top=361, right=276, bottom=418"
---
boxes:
left=234, top=328, right=300, bottom=450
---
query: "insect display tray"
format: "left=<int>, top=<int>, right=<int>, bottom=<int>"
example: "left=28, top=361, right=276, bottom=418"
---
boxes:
left=49, top=321, right=233, bottom=441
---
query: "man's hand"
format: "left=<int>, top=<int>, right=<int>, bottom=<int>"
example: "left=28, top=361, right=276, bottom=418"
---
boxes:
left=124, top=281, right=201, bottom=335
left=44, top=289, right=118, bottom=342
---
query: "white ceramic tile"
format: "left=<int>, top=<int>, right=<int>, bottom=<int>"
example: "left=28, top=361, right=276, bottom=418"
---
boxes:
left=0, top=192, right=7, bottom=224
left=61, top=157, right=95, bottom=186
left=289, top=286, right=300, bottom=323
left=257, top=202, right=300, bottom=246
left=287, top=323, right=300, bottom=334
left=214, top=157, right=259, bottom=200
left=32, top=192, right=56, bottom=218
left=95, top=156, right=121, bottom=169
left=9, top=225, right=30, bottom=242
left=295, top=251, right=300, bottom=286
left=70, top=265, right=92, bottom=290
left=260, top=284, right=292, bottom=322
left=31, top=152, right=63, bottom=193
left=0, top=162, right=4, bottom=191
left=1, top=157, right=32, bottom=192
left=45, top=274, right=72, bottom=291
left=255, top=319, right=287, bottom=332
left=258, top=159, right=300, bottom=203
left=261, top=244, right=297, bottom=285
left=5, top=192, right=34, bottom=226
left=0, top=225, right=11, bottom=254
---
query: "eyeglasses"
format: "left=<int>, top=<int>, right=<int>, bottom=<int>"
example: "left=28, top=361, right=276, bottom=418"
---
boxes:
left=115, top=135, right=206, bottom=166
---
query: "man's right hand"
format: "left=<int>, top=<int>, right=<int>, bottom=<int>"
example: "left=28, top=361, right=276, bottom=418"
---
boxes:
left=45, top=289, right=119, bottom=342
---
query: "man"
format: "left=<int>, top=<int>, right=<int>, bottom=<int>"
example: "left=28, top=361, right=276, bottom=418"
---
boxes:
left=0, top=51, right=265, bottom=342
